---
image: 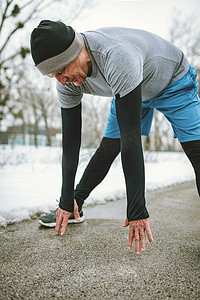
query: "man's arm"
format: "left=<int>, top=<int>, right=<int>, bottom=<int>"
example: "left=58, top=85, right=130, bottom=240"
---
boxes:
left=56, top=104, right=82, bottom=235
left=115, top=84, right=153, bottom=253
left=115, top=84, right=148, bottom=220
left=60, top=104, right=82, bottom=211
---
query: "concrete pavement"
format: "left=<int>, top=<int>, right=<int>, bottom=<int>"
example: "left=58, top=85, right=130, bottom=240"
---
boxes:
left=0, top=181, right=199, bottom=300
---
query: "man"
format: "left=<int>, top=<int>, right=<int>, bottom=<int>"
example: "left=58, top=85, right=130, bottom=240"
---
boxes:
left=30, top=20, right=200, bottom=255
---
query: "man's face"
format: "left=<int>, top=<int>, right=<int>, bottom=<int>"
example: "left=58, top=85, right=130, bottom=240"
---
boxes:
left=48, top=50, right=91, bottom=86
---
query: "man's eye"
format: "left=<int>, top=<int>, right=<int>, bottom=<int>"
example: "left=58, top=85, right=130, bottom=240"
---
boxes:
left=56, top=68, right=65, bottom=76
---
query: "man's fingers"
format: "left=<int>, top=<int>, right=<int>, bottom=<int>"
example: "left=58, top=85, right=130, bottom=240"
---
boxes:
left=127, top=219, right=153, bottom=254
left=127, top=225, right=135, bottom=250
left=134, top=227, right=140, bottom=255
left=74, top=211, right=80, bottom=221
left=73, top=200, right=80, bottom=221
left=56, top=207, right=71, bottom=235
left=145, top=224, right=154, bottom=244
left=56, top=223, right=61, bottom=235
left=122, top=218, right=129, bottom=227
left=61, top=216, right=69, bottom=236
left=56, top=210, right=62, bottom=235
left=140, top=227, right=146, bottom=252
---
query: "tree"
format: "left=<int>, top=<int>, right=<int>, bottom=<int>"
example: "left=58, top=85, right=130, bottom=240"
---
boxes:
left=169, top=11, right=200, bottom=93
left=0, top=0, right=94, bottom=128
left=37, top=86, right=60, bottom=147
left=82, top=96, right=111, bottom=147
left=17, top=66, right=60, bottom=147
left=0, top=0, right=93, bottom=69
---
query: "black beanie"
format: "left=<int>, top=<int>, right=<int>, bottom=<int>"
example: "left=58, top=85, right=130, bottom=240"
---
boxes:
left=30, top=20, right=84, bottom=76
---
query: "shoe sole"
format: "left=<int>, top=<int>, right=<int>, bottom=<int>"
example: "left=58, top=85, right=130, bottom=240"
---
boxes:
left=38, top=215, right=85, bottom=228
left=68, top=215, right=85, bottom=224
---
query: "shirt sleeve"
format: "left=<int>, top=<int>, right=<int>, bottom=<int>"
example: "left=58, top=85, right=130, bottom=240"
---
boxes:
left=56, top=81, right=83, bottom=109
left=115, top=85, right=149, bottom=221
left=104, top=45, right=143, bottom=98
left=59, top=104, right=82, bottom=212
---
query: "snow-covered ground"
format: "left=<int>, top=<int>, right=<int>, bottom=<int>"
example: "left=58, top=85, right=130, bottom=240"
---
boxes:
left=0, top=145, right=194, bottom=227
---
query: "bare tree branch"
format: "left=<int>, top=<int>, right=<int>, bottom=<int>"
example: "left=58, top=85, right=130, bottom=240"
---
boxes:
left=0, top=0, right=92, bottom=127
left=0, top=1, right=42, bottom=55
left=0, top=50, right=21, bottom=67
left=0, top=0, right=14, bottom=34
left=0, top=0, right=91, bottom=67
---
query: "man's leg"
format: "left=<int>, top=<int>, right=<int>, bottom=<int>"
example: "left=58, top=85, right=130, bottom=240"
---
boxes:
left=74, top=137, right=120, bottom=205
left=38, top=137, right=120, bottom=227
left=181, top=140, right=200, bottom=196
left=148, top=65, right=200, bottom=196
left=75, top=97, right=121, bottom=205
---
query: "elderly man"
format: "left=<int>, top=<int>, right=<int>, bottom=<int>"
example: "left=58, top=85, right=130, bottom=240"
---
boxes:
left=30, top=20, right=200, bottom=255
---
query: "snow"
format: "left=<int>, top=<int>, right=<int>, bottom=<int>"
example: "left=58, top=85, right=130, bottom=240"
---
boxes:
left=0, top=145, right=194, bottom=227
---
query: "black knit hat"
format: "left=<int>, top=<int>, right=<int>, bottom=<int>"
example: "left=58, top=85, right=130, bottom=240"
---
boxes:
left=30, top=20, right=84, bottom=76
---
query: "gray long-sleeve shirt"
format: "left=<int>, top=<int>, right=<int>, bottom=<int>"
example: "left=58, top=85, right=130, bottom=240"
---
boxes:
left=57, top=27, right=189, bottom=107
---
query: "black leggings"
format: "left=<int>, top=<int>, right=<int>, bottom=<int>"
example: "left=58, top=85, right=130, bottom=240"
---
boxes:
left=181, top=140, right=200, bottom=196
left=74, top=137, right=121, bottom=206
left=74, top=138, right=200, bottom=209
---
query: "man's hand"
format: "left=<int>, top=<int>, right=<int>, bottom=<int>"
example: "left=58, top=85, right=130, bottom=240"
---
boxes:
left=56, top=200, right=80, bottom=236
left=123, top=218, right=154, bottom=255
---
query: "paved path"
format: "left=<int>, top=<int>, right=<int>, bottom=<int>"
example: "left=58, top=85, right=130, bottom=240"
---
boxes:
left=0, top=182, right=199, bottom=300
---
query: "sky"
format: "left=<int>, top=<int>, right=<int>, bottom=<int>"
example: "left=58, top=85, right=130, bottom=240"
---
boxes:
left=5, top=0, right=199, bottom=64
left=2, top=0, right=200, bottom=62
left=70, top=0, right=200, bottom=40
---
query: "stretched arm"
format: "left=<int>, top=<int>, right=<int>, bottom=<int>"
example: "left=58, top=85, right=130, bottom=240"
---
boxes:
left=59, top=104, right=82, bottom=212
left=56, top=104, right=82, bottom=235
left=115, top=85, right=153, bottom=253
left=115, top=85, right=149, bottom=221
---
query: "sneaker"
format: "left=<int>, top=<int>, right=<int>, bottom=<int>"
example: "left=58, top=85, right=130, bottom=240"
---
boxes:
left=39, top=207, right=85, bottom=227
left=39, top=208, right=58, bottom=228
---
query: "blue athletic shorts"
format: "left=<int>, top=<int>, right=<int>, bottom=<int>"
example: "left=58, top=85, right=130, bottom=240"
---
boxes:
left=104, top=65, right=200, bottom=143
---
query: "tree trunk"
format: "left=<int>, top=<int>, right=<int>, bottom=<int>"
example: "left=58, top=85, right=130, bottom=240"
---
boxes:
left=144, top=136, right=151, bottom=151
left=34, top=120, right=39, bottom=147
left=44, top=116, right=51, bottom=146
